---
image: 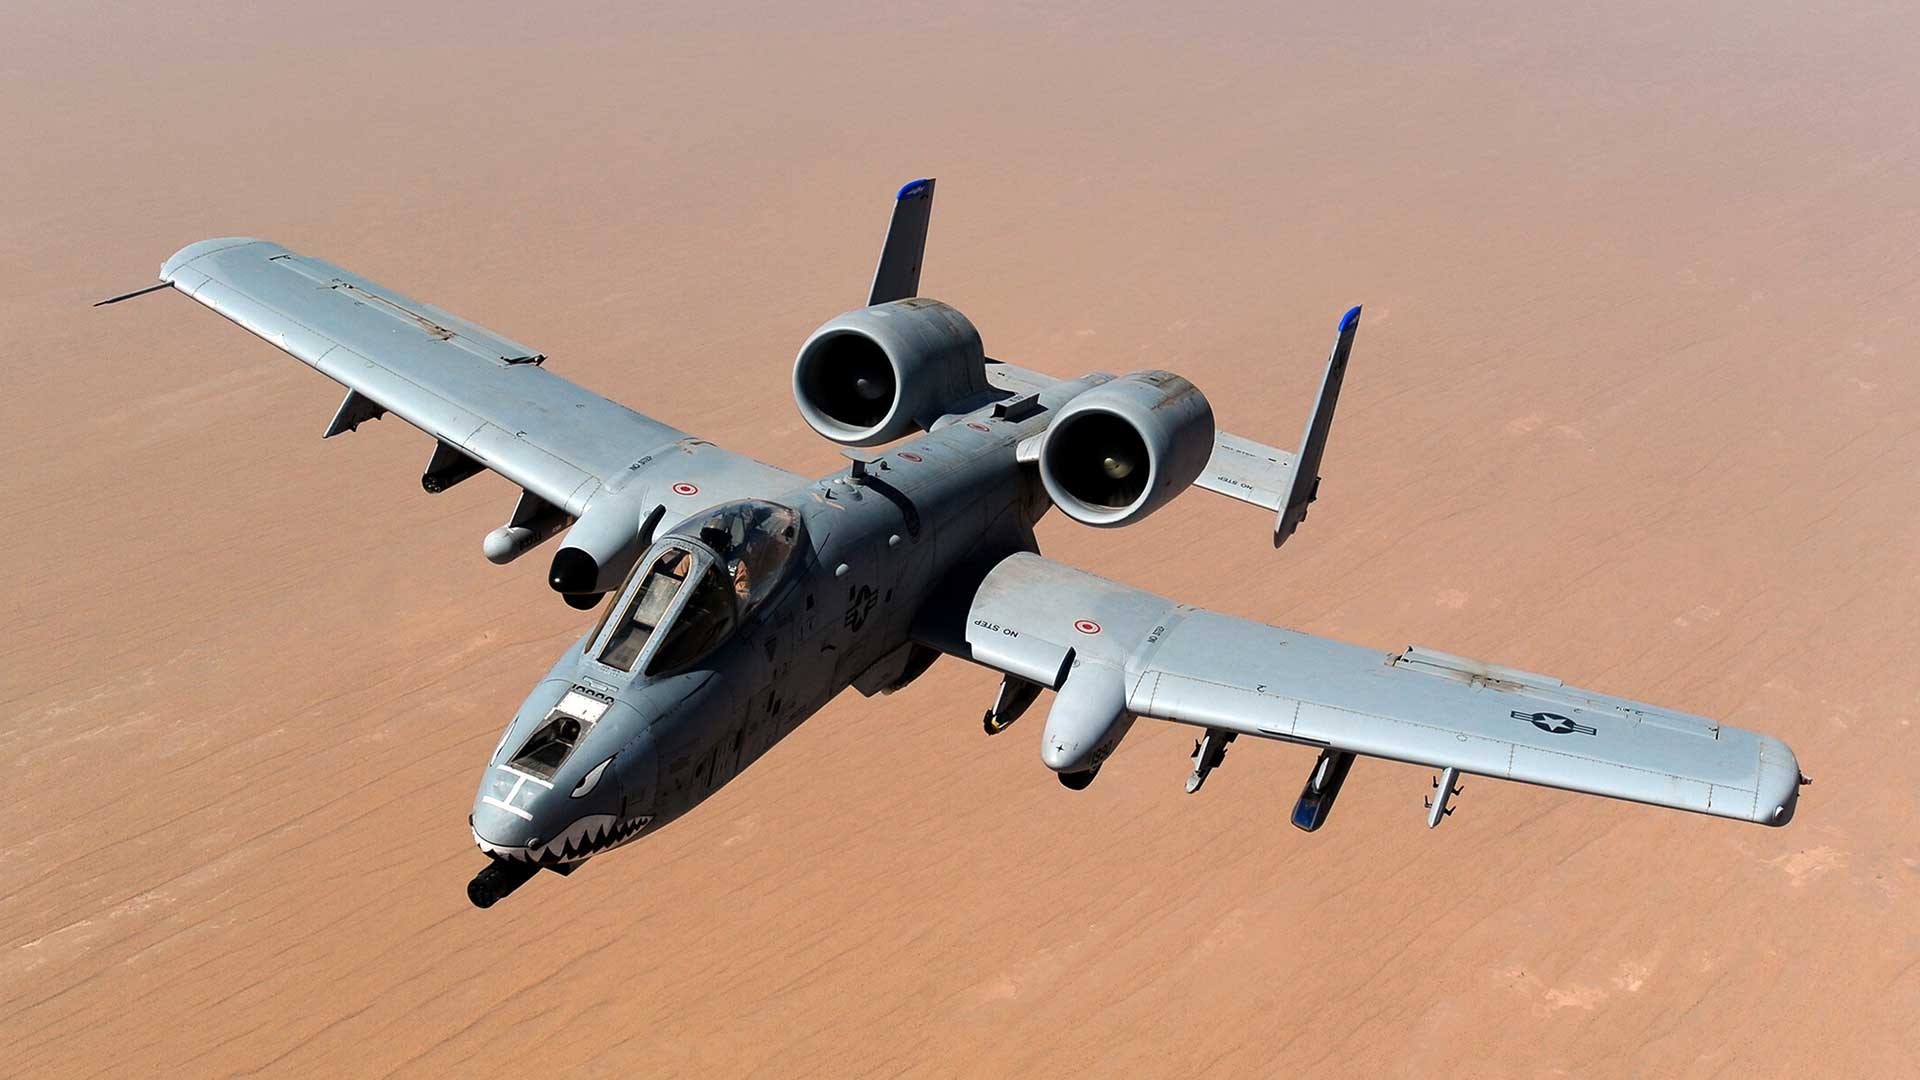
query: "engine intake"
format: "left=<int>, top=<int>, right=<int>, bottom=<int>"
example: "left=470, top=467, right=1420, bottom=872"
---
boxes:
left=793, top=299, right=990, bottom=446
left=1038, top=371, right=1215, bottom=527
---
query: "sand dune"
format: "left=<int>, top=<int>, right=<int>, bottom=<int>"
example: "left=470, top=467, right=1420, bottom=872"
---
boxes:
left=4, top=1, right=1916, bottom=1075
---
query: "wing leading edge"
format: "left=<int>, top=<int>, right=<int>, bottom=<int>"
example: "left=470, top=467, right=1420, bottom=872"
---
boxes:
left=925, top=553, right=1803, bottom=827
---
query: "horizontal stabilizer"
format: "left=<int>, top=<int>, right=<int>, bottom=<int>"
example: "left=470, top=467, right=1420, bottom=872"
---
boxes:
left=1196, top=431, right=1295, bottom=511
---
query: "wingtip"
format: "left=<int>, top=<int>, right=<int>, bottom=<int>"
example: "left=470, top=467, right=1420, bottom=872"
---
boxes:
left=1338, top=305, right=1363, bottom=334
left=896, top=177, right=935, bottom=201
left=160, top=236, right=266, bottom=281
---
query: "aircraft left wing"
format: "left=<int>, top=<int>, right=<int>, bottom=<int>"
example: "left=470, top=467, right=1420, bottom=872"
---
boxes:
left=922, top=553, right=1804, bottom=829
left=144, top=238, right=800, bottom=519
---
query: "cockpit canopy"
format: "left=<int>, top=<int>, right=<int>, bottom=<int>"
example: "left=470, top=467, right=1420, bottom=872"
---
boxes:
left=678, top=500, right=806, bottom=614
left=585, top=500, right=806, bottom=678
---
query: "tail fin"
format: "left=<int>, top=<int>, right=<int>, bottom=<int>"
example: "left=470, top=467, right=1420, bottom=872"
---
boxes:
left=1274, top=305, right=1361, bottom=548
left=868, top=178, right=936, bottom=305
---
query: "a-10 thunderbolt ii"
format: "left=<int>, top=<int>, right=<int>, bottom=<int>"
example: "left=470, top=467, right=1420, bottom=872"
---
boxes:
left=105, top=179, right=1804, bottom=908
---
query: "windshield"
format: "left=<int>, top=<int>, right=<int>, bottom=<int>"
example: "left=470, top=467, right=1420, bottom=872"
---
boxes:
left=645, top=561, right=737, bottom=675
left=598, top=548, right=692, bottom=672
left=589, top=501, right=806, bottom=678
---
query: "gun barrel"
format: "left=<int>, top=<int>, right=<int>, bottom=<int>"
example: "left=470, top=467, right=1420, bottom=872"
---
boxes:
left=467, top=858, right=539, bottom=909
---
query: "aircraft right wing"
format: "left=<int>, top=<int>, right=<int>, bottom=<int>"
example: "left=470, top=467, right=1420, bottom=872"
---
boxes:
left=143, top=237, right=801, bottom=520
left=920, top=553, right=1804, bottom=829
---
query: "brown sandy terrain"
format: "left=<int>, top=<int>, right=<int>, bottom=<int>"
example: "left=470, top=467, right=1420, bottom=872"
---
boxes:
left=4, top=1, right=1917, bottom=1075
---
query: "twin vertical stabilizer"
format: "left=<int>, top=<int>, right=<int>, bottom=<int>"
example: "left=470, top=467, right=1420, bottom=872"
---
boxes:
left=868, top=178, right=936, bottom=306
left=1273, top=305, right=1361, bottom=548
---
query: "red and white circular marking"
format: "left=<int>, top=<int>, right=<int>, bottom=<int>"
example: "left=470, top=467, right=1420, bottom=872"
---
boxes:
left=1074, top=619, right=1102, bottom=635
left=967, top=421, right=991, bottom=432
left=897, top=451, right=923, bottom=463
left=671, top=482, right=699, bottom=496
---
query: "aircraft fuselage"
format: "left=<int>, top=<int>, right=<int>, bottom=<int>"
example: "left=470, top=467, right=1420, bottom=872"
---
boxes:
left=467, top=376, right=1100, bottom=880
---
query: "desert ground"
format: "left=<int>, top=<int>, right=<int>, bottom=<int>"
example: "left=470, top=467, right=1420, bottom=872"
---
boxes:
left=4, top=1, right=1916, bottom=1075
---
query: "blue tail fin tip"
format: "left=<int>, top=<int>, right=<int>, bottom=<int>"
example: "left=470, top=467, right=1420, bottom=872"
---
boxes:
left=896, top=178, right=934, bottom=200
left=1338, top=305, right=1362, bottom=334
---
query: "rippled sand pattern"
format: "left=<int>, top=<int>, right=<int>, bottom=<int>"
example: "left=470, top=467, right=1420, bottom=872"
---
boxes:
left=3, top=2, right=1916, bottom=1075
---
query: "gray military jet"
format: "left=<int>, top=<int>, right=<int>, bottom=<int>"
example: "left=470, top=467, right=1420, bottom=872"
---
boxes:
left=105, top=179, right=1804, bottom=908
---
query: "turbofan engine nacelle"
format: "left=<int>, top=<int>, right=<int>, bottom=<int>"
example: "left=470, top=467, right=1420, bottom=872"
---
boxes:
left=793, top=299, right=990, bottom=446
left=547, top=493, right=656, bottom=600
left=1038, top=371, right=1215, bottom=527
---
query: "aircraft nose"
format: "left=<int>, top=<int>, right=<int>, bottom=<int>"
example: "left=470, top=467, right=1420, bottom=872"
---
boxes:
left=471, top=794, right=539, bottom=858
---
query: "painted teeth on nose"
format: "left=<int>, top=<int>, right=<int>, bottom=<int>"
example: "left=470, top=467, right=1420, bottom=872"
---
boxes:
left=540, top=815, right=621, bottom=861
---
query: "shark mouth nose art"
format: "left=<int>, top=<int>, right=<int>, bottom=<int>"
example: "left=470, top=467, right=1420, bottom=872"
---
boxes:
left=473, top=814, right=652, bottom=865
